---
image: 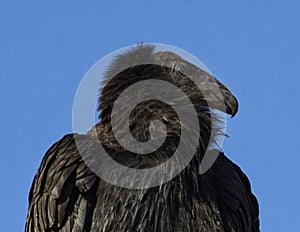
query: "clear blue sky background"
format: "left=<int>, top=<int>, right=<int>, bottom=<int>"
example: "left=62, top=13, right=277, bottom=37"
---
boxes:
left=1, top=1, right=299, bottom=231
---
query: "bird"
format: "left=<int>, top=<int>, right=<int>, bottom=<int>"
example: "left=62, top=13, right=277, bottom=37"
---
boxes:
left=25, top=44, right=259, bottom=232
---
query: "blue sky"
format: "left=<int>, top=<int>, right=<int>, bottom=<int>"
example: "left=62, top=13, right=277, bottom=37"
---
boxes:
left=1, top=1, right=299, bottom=231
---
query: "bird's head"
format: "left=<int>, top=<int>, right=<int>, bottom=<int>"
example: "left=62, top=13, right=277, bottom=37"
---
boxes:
left=94, top=45, right=238, bottom=161
left=98, top=45, right=237, bottom=125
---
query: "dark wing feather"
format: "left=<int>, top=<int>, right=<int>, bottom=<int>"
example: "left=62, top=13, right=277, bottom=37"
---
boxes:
left=25, top=134, right=100, bottom=232
left=209, top=152, right=259, bottom=231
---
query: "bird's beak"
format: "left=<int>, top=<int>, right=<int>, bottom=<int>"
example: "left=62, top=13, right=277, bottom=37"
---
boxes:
left=223, top=91, right=239, bottom=118
left=205, top=78, right=239, bottom=118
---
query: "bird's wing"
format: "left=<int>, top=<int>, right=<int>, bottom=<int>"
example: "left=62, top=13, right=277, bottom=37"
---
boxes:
left=25, top=134, right=100, bottom=232
left=211, top=152, right=260, bottom=231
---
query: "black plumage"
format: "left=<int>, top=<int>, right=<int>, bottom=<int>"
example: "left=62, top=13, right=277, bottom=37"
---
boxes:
left=25, top=45, right=259, bottom=231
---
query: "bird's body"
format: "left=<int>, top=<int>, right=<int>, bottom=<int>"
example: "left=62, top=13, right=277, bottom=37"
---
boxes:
left=25, top=45, right=259, bottom=231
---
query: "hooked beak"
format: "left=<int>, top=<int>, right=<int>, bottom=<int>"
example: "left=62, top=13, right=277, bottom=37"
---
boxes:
left=223, top=91, right=239, bottom=118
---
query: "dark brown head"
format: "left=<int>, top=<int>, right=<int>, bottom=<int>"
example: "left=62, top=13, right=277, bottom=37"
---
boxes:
left=98, top=45, right=237, bottom=130
left=92, top=45, right=238, bottom=167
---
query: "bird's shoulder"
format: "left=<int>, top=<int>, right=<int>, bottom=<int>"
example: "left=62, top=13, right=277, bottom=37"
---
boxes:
left=209, top=152, right=260, bottom=231
left=26, top=133, right=100, bottom=231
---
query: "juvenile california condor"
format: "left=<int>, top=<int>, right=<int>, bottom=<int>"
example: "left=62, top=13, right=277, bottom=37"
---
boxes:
left=25, top=45, right=259, bottom=232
